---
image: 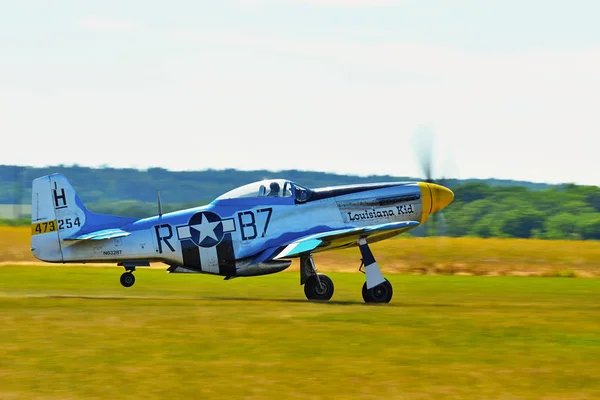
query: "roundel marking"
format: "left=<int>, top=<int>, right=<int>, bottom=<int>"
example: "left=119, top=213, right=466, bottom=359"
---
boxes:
left=176, top=211, right=236, bottom=248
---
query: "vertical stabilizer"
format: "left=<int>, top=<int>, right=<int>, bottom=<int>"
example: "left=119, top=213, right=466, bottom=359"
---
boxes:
left=31, top=176, right=63, bottom=262
left=31, top=174, right=90, bottom=262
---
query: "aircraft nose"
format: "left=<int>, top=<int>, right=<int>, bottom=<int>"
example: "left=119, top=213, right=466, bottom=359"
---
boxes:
left=418, top=182, right=454, bottom=221
left=429, top=183, right=454, bottom=213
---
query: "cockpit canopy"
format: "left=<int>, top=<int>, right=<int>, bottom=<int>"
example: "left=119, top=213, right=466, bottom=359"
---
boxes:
left=214, top=179, right=312, bottom=203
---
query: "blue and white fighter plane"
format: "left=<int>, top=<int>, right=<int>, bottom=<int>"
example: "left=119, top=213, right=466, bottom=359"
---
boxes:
left=30, top=174, right=453, bottom=303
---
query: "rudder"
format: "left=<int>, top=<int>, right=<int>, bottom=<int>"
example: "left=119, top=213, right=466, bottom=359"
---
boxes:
left=31, top=174, right=92, bottom=262
left=31, top=175, right=67, bottom=262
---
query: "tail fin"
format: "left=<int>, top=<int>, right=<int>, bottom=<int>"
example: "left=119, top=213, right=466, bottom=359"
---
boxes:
left=31, top=175, right=64, bottom=262
left=31, top=174, right=137, bottom=262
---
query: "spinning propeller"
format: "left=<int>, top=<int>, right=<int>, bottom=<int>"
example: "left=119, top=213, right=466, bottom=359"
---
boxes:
left=412, top=127, right=453, bottom=237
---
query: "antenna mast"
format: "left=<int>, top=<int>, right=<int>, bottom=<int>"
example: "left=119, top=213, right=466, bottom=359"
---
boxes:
left=157, top=190, right=163, bottom=217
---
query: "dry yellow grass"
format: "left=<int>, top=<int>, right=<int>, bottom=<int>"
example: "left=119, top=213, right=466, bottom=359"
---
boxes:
left=314, top=236, right=600, bottom=277
left=2, top=226, right=599, bottom=277
left=0, top=226, right=35, bottom=263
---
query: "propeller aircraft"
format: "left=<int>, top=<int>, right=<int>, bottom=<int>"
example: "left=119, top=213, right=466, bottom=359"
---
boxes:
left=30, top=171, right=453, bottom=303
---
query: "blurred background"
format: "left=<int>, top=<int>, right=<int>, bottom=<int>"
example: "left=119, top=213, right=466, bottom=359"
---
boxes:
left=2, top=163, right=599, bottom=240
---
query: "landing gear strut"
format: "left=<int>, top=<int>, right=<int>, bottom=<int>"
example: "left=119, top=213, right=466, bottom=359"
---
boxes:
left=300, top=255, right=334, bottom=301
left=358, top=238, right=393, bottom=303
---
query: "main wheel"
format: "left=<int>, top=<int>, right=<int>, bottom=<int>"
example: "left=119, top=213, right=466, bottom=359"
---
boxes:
left=120, top=272, right=135, bottom=288
left=304, top=274, right=334, bottom=301
left=362, top=279, right=393, bottom=303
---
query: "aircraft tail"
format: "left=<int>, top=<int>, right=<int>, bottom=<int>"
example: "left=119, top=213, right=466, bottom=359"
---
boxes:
left=31, top=174, right=137, bottom=262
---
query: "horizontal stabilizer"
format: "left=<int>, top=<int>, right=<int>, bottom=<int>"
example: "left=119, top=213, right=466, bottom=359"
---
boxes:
left=63, top=228, right=131, bottom=241
left=272, top=220, right=420, bottom=260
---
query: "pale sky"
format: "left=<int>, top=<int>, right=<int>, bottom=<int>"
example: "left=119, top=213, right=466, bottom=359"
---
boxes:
left=1, top=0, right=599, bottom=185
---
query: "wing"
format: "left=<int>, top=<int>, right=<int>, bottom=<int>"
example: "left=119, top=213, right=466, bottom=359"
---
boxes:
left=63, top=228, right=131, bottom=241
left=252, top=220, right=419, bottom=263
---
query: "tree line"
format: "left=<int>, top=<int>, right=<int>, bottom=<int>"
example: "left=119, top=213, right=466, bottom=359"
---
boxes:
left=0, top=165, right=598, bottom=240
left=439, top=182, right=600, bottom=240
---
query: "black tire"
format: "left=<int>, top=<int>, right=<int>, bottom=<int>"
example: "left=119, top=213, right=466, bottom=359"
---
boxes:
left=304, top=274, right=334, bottom=301
left=362, top=283, right=373, bottom=303
left=362, top=279, right=393, bottom=303
left=120, top=272, right=135, bottom=288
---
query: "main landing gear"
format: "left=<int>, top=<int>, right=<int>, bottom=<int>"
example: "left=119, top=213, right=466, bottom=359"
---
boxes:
left=300, top=256, right=334, bottom=301
left=358, top=238, right=393, bottom=303
left=361, top=278, right=393, bottom=303
left=300, top=238, right=393, bottom=304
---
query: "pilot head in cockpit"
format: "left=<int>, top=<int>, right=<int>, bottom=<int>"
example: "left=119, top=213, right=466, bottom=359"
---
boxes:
left=268, top=181, right=280, bottom=196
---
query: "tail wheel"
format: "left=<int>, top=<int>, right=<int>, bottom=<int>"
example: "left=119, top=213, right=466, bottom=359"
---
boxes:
left=120, top=272, right=135, bottom=288
left=362, top=279, right=393, bottom=303
left=304, top=274, right=334, bottom=301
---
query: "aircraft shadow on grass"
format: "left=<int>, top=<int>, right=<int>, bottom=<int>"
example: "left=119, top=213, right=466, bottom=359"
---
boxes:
left=40, top=294, right=460, bottom=308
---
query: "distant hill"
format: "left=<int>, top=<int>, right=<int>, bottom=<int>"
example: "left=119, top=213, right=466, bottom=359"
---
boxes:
left=1, top=164, right=556, bottom=206
left=2, top=165, right=599, bottom=240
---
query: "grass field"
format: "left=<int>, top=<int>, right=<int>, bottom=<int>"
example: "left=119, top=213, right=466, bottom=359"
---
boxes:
left=2, top=226, right=599, bottom=277
left=1, top=265, right=599, bottom=399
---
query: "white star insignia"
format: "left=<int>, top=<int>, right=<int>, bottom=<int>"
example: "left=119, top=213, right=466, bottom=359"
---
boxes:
left=176, top=213, right=236, bottom=248
left=189, top=213, right=220, bottom=243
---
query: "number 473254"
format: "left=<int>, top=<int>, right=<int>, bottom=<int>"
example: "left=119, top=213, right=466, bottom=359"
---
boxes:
left=32, top=217, right=82, bottom=235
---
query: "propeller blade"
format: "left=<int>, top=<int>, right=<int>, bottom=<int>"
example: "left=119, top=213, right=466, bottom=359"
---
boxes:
left=411, top=125, right=454, bottom=237
left=412, top=126, right=435, bottom=183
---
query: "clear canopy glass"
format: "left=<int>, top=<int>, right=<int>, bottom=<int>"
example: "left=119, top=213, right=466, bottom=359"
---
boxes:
left=215, top=179, right=293, bottom=200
